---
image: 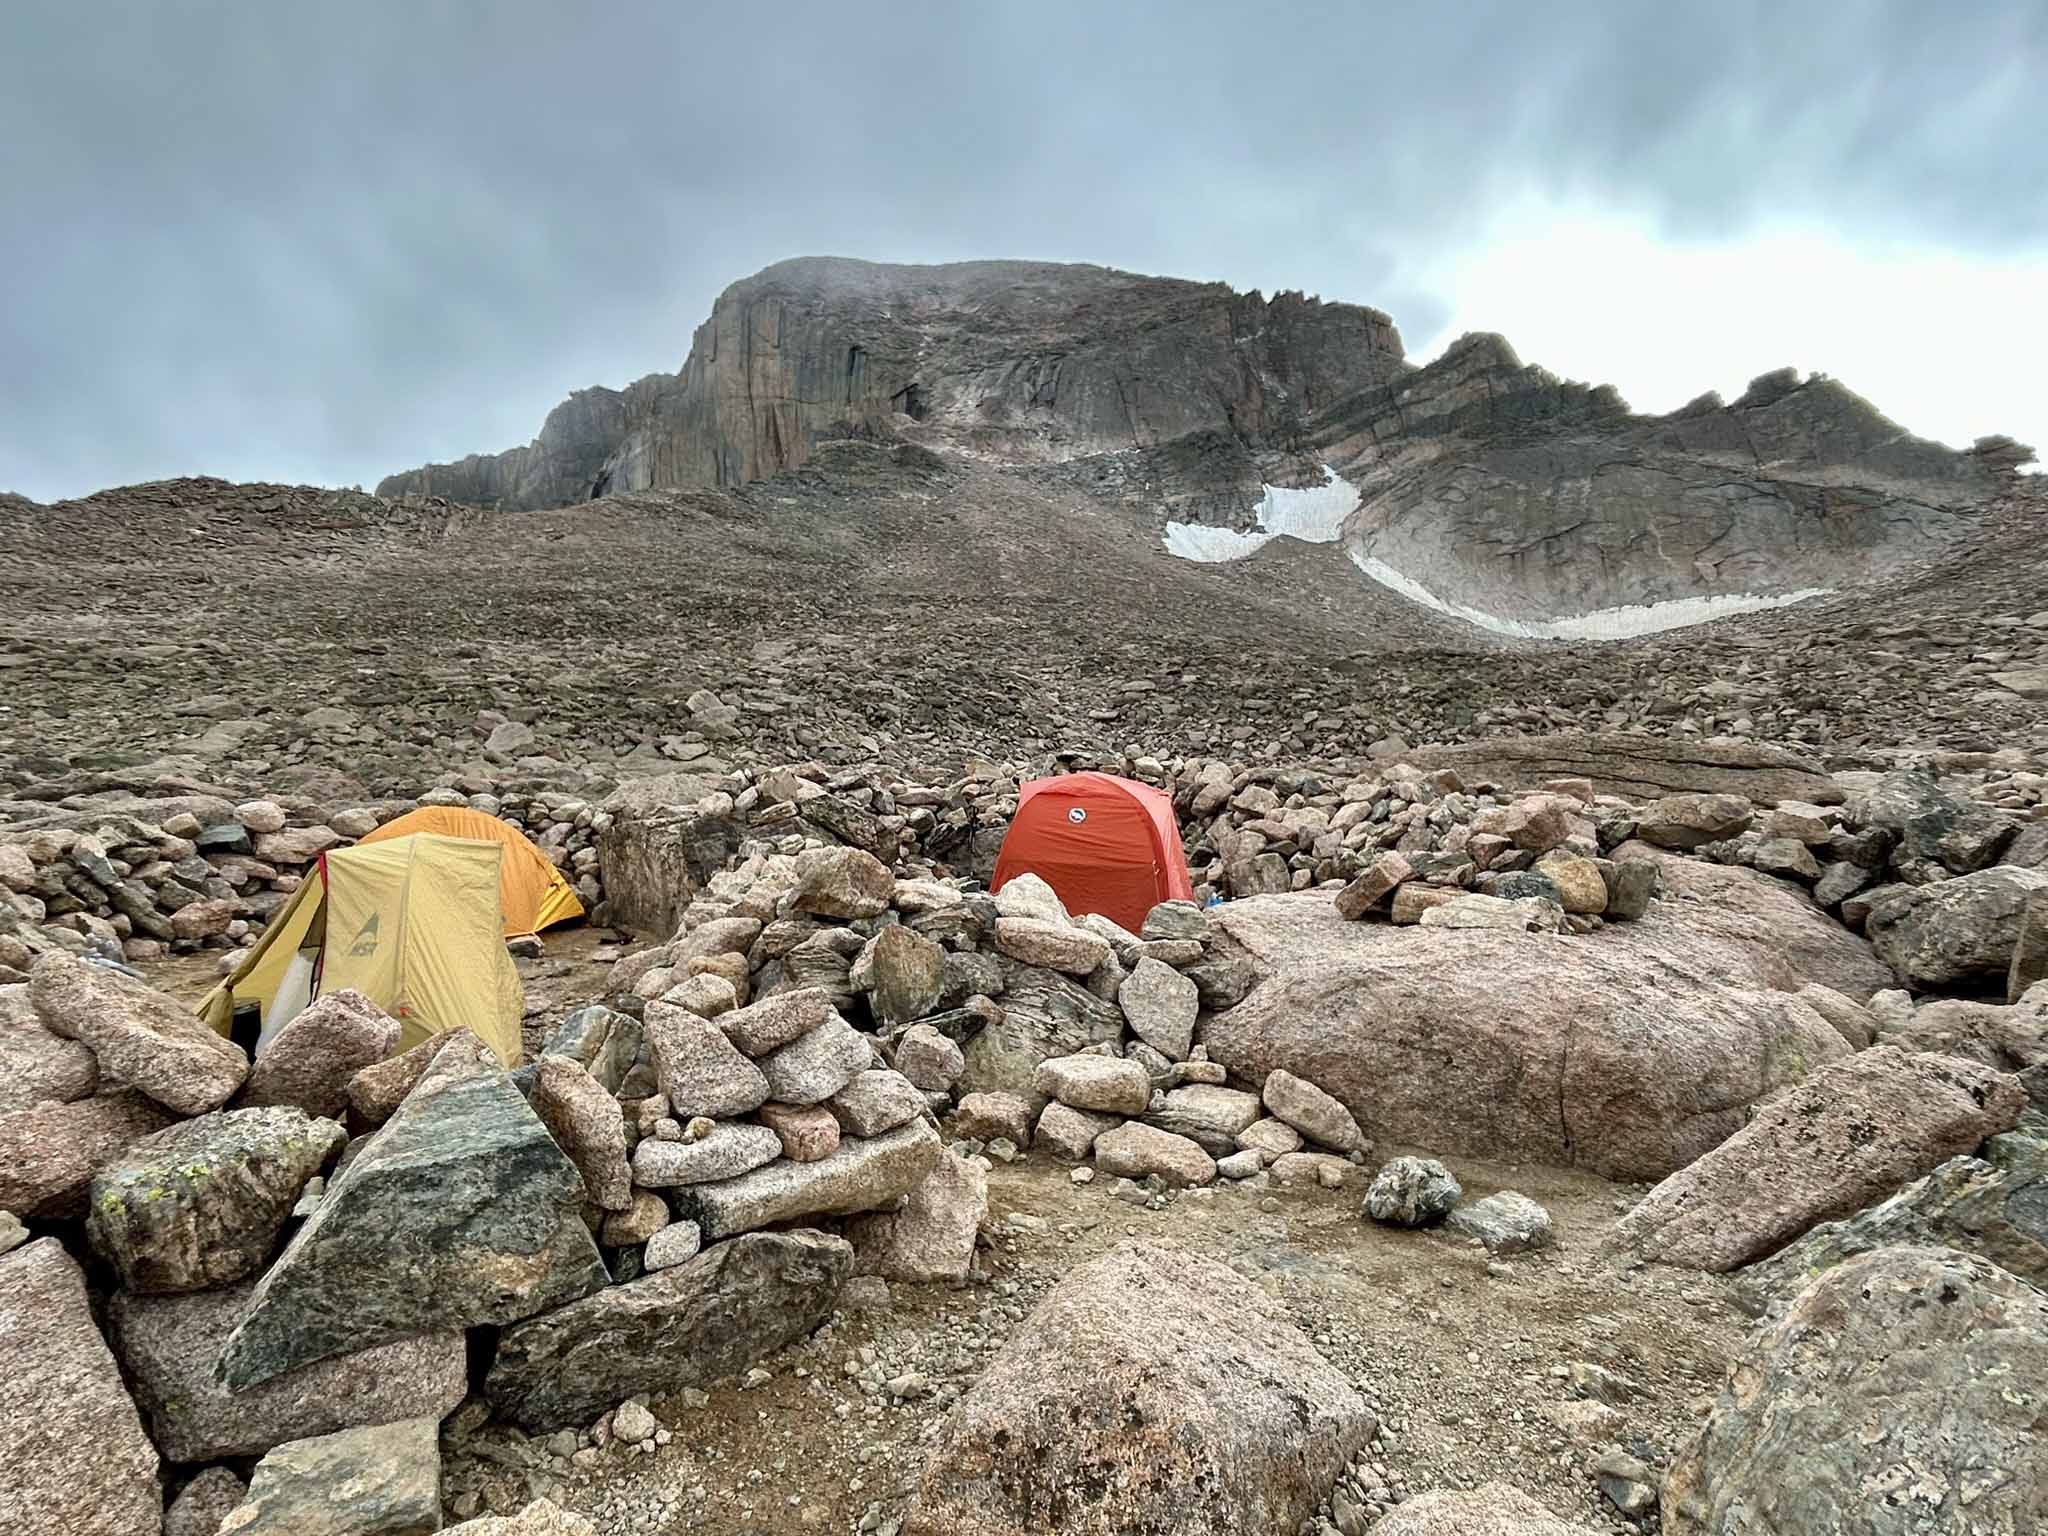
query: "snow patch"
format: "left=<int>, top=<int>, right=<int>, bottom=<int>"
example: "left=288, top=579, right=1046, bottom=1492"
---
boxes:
left=1162, top=466, right=1360, bottom=562
left=1348, top=553, right=1832, bottom=640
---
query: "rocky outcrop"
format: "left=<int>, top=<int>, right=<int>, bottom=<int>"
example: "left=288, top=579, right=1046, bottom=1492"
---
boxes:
left=380, top=258, right=1407, bottom=511
left=1202, top=890, right=1859, bottom=1180
left=1732, top=1133, right=2048, bottom=1314
left=1324, top=336, right=1999, bottom=625
left=1401, top=733, right=1843, bottom=807
left=905, top=1241, right=1374, bottom=1535
left=1663, top=1247, right=2048, bottom=1534
left=1612, top=1047, right=2025, bottom=1270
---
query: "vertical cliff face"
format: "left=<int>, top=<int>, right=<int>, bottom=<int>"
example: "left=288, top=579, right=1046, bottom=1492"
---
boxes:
left=376, top=257, right=1409, bottom=508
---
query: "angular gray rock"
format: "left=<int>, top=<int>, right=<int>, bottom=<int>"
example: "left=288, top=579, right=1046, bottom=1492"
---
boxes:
left=2014, top=886, right=2048, bottom=1003
left=87, top=1106, right=345, bottom=1294
left=848, top=1148, right=988, bottom=1282
left=218, top=1415, right=441, bottom=1536
left=1033, top=1052, right=1152, bottom=1115
left=238, top=988, right=400, bottom=1119
left=0, top=982, right=96, bottom=1113
left=1140, top=900, right=1210, bottom=943
left=1794, top=982, right=1878, bottom=1048
left=538, top=1004, right=643, bottom=1093
left=893, top=1022, right=966, bottom=1093
left=717, top=986, right=837, bottom=1056
left=1092, top=1121, right=1217, bottom=1186
left=994, top=915, right=1113, bottom=975
left=165, top=1468, right=250, bottom=1536
left=958, top=965, right=1124, bottom=1096
left=1633, top=792, right=1755, bottom=850
left=1664, top=1247, right=2048, bottom=1535
left=485, top=1230, right=853, bottom=1430
left=528, top=1055, right=631, bottom=1210
left=1203, top=887, right=1868, bottom=1180
left=1732, top=1134, right=2048, bottom=1315
left=1866, top=865, right=2048, bottom=991
left=345, top=1026, right=482, bottom=1128
left=1850, top=767, right=2020, bottom=875
left=643, top=1000, right=769, bottom=1119
left=1117, top=956, right=1199, bottom=1060
left=790, top=845, right=893, bottom=919
left=1364, top=1157, right=1463, bottom=1226
left=0, top=1239, right=161, bottom=1536
left=1260, top=1068, right=1367, bottom=1153
left=631, top=1122, right=782, bottom=1186
left=1407, top=732, right=1841, bottom=808
left=1144, top=1083, right=1263, bottom=1156
left=670, top=1117, right=941, bottom=1241
left=642, top=1218, right=702, bottom=1269
left=108, top=1278, right=466, bottom=1462
left=760, top=1011, right=874, bottom=1104
left=855, top=923, right=946, bottom=1026
left=903, top=1241, right=1374, bottom=1535
left=217, top=1044, right=608, bottom=1389
left=0, top=1088, right=178, bottom=1219
left=30, top=950, right=249, bottom=1114
left=1614, top=1046, right=2026, bottom=1271
left=828, top=1067, right=928, bottom=1137
left=1034, top=1100, right=1121, bottom=1160
left=1446, top=1190, right=1555, bottom=1255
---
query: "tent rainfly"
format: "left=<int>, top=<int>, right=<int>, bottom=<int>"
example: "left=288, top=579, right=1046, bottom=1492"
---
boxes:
left=358, top=804, right=584, bottom=937
left=990, top=771, right=1195, bottom=933
left=196, top=832, right=524, bottom=1065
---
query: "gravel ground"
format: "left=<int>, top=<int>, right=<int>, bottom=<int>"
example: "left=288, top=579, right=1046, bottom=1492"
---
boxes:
left=444, top=1143, right=1745, bottom=1534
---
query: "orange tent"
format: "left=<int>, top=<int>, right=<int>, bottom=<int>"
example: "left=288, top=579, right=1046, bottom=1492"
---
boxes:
left=991, top=772, right=1195, bottom=932
left=359, top=805, right=584, bottom=936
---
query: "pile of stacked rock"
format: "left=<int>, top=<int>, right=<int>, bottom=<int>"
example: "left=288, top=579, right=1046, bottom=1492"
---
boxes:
left=0, top=785, right=603, bottom=981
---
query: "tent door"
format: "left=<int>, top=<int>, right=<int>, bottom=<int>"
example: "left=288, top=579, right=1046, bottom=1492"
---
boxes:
left=257, top=948, right=319, bottom=1055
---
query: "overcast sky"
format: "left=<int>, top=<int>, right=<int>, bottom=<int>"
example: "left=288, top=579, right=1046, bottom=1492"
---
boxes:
left=3, top=1, right=2043, bottom=502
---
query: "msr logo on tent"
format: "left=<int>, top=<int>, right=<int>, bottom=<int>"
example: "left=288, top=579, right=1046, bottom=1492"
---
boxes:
left=348, top=911, right=380, bottom=958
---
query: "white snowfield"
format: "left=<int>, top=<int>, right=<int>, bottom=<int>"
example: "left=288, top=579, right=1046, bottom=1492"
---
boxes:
left=1161, top=465, right=1832, bottom=641
left=1161, top=467, right=1359, bottom=562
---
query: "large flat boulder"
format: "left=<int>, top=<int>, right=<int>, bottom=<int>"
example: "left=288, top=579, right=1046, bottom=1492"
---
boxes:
left=30, top=949, right=249, bottom=1113
left=109, top=1278, right=466, bottom=1461
left=0, top=1088, right=177, bottom=1219
left=0, top=982, right=96, bottom=1113
left=670, top=1117, right=941, bottom=1242
left=485, top=1230, right=851, bottom=1431
left=218, top=1416, right=441, bottom=1536
left=1613, top=1047, right=2025, bottom=1270
left=1401, top=732, right=1841, bottom=807
left=87, top=1106, right=345, bottom=1293
left=0, top=1239, right=161, bottom=1535
left=1663, top=1247, right=2048, bottom=1535
left=218, top=1041, right=608, bottom=1389
left=903, top=1241, right=1374, bottom=1535
left=1203, top=891, right=1858, bottom=1180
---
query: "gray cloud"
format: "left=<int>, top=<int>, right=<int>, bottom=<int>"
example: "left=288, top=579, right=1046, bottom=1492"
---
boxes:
left=2, top=0, right=2041, bottom=500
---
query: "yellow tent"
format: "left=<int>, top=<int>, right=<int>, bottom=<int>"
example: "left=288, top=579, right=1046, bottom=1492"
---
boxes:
left=359, top=804, right=584, bottom=937
left=196, top=833, right=525, bottom=1065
